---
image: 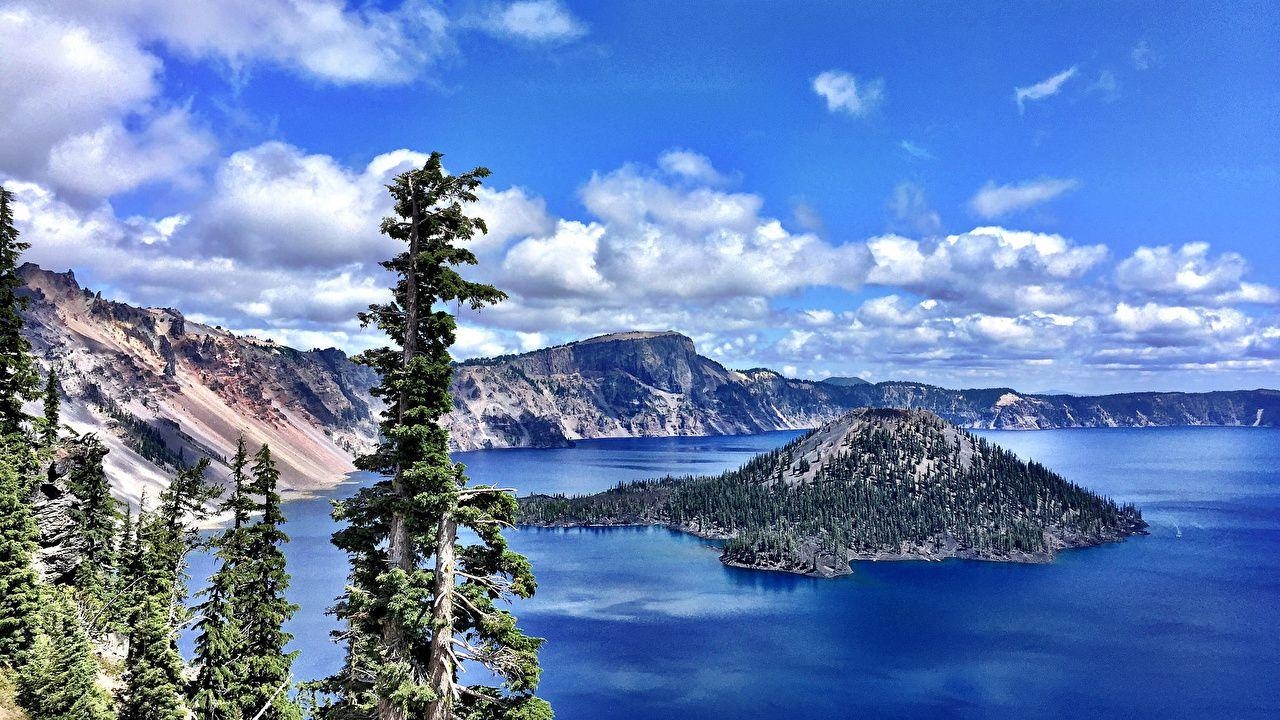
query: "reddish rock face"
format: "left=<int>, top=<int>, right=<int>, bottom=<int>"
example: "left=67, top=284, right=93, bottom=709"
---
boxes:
left=19, top=263, right=381, bottom=499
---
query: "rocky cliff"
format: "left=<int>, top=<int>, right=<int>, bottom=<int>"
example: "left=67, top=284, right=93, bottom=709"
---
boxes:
left=19, top=264, right=380, bottom=501
left=446, top=331, right=1280, bottom=449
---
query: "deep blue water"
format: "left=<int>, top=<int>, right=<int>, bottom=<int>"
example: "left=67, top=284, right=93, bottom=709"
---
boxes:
left=192, top=428, right=1280, bottom=719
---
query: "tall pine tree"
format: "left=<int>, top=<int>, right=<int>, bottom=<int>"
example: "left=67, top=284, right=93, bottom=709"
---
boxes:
left=190, top=435, right=256, bottom=719
left=316, top=155, right=548, bottom=720
left=239, top=444, right=300, bottom=720
left=0, top=186, right=37, bottom=437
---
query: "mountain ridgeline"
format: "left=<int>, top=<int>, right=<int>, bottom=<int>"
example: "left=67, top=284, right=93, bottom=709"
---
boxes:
left=18, top=262, right=1279, bottom=498
left=519, top=408, right=1148, bottom=576
left=447, top=330, right=1280, bottom=449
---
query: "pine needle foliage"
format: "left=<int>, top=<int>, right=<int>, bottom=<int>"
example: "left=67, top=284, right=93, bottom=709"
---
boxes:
left=313, top=154, right=549, bottom=720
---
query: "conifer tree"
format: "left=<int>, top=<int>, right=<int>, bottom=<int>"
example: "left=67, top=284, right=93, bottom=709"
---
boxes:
left=317, top=155, right=548, bottom=720
left=67, top=434, right=121, bottom=611
left=189, top=557, right=247, bottom=720
left=238, top=444, right=300, bottom=720
left=39, top=367, right=59, bottom=447
left=0, top=449, right=41, bottom=668
left=190, top=435, right=256, bottom=720
left=119, top=593, right=187, bottom=720
left=17, top=586, right=114, bottom=720
left=0, top=186, right=37, bottom=437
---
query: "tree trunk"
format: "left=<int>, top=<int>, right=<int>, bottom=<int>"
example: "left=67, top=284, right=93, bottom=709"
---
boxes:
left=425, top=514, right=458, bottom=720
left=378, top=176, right=422, bottom=720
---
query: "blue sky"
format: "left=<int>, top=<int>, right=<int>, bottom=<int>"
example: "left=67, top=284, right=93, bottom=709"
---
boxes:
left=2, top=1, right=1278, bottom=393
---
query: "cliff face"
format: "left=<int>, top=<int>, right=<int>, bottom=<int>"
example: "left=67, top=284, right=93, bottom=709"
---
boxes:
left=19, top=264, right=381, bottom=501
left=445, top=331, right=859, bottom=449
left=445, top=331, right=1280, bottom=449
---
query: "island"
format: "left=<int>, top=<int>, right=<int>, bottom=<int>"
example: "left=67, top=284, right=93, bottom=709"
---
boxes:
left=517, top=408, right=1148, bottom=577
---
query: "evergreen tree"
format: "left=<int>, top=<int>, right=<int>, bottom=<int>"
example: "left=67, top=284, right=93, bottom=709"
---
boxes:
left=0, top=449, right=41, bottom=668
left=317, top=155, right=548, bottom=720
left=67, top=434, right=121, bottom=612
left=238, top=444, right=300, bottom=720
left=119, top=593, right=187, bottom=720
left=190, top=436, right=256, bottom=720
left=0, top=186, right=38, bottom=437
left=17, top=586, right=114, bottom=720
left=39, top=367, right=59, bottom=448
left=148, top=458, right=218, bottom=612
left=189, top=558, right=247, bottom=720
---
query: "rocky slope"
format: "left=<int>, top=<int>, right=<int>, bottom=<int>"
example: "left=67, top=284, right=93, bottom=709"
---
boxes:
left=519, top=408, right=1149, bottom=576
left=446, top=331, right=1280, bottom=449
left=19, top=264, right=380, bottom=502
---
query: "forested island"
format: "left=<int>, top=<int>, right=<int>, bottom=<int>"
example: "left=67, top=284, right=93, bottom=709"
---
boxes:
left=519, top=408, right=1148, bottom=577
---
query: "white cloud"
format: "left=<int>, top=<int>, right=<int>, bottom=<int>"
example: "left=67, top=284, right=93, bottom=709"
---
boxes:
left=47, top=107, right=215, bottom=196
left=812, top=70, right=884, bottom=118
left=658, top=149, right=727, bottom=185
left=969, top=178, right=1079, bottom=219
left=1115, top=243, right=1280, bottom=305
left=12, top=142, right=1280, bottom=391
left=474, top=0, right=587, bottom=43
left=0, top=8, right=162, bottom=190
left=1014, top=66, right=1078, bottom=112
left=38, top=0, right=453, bottom=85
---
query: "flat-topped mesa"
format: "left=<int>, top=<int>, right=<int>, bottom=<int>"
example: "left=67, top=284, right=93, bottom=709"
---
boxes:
left=518, top=407, right=1148, bottom=577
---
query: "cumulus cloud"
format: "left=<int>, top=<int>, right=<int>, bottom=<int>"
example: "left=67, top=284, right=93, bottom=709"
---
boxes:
left=0, top=8, right=163, bottom=190
left=812, top=70, right=884, bottom=118
left=969, top=178, right=1079, bottom=219
left=35, top=0, right=453, bottom=85
left=11, top=145, right=1279, bottom=389
left=1014, top=66, right=1078, bottom=112
left=473, top=0, right=587, bottom=43
left=865, top=226, right=1107, bottom=313
left=1115, top=243, right=1280, bottom=305
left=658, top=149, right=728, bottom=185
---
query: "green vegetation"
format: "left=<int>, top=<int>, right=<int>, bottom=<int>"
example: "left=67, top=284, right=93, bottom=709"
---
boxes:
left=0, top=184, right=299, bottom=720
left=521, top=409, right=1145, bottom=570
left=313, top=155, right=549, bottom=720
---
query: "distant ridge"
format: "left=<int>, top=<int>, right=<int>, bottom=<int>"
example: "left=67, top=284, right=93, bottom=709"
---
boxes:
left=445, top=330, right=1280, bottom=449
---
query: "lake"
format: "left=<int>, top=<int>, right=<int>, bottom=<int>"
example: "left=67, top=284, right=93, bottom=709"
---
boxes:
left=193, top=428, right=1280, bottom=719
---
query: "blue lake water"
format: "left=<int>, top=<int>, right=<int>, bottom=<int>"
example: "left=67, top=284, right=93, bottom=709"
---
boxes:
left=192, top=428, right=1280, bottom=719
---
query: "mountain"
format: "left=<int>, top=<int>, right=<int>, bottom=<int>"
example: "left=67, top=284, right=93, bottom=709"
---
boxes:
left=518, top=408, right=1148, bottom=576
left=20, top=263, right=1280, bottom=495
left=18, top=264, right=381, bottom=502
left=445, top=330, right=1280, bottom=449
left=820, top=376, right=870, bottom=387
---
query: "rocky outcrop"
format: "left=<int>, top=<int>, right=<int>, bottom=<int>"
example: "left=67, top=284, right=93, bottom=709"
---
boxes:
left=19, top=264, right=381, bottom=501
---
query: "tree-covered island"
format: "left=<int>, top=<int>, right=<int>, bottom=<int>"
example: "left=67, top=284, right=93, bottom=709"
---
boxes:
left=518, top=408, right=1147, bottom=577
